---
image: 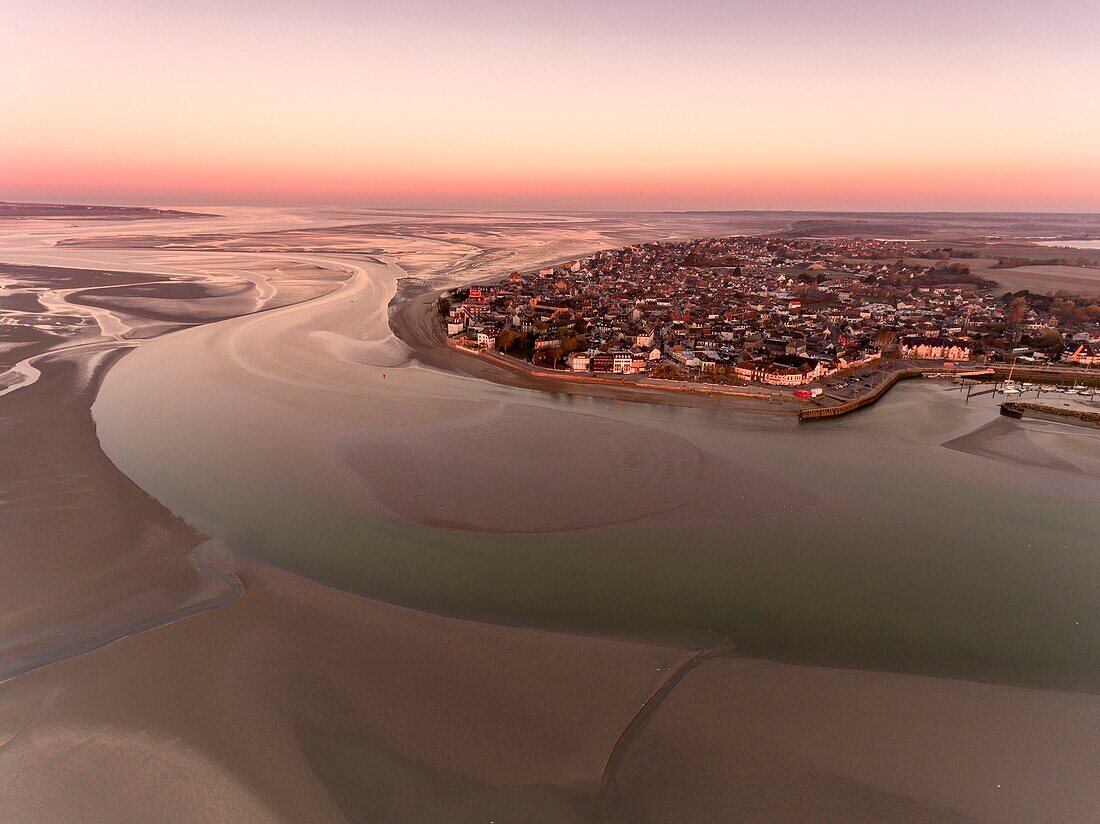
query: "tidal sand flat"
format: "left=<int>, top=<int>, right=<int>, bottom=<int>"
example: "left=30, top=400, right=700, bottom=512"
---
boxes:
left=0, top=561, right=688, bottom=824
left=85, top=213, right=1100, bottom=690
left=67, top=279, right=260, bottom=321
left=0, top=346, right=218, bottom=681
left=943, top=414, right=1100, bottom=475
left=606, top=656, right=1100, bottom=823
left=342, top=402, right=810, bottom=532
left=0, top=249, right=352, bottom=680
left=4, top=561, right=1098, bottom=824
left=2, top=208, right=1100, bottom=822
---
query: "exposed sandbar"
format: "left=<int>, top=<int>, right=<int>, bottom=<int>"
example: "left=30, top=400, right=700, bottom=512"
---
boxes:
left=342, top=402, right=811, bottom=533
left=943, top=415, right=1100, bottom=475
left=0, top=347, right=227, bottom=681
left=607, top=654, right=1100, bottom=823
left=4, top=560, right=1099, bottom=823
left=0, top=258, right=352, bottom=679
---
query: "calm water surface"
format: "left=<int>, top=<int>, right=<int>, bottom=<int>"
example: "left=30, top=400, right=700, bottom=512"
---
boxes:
left=92, top=255, right=1100, bottom=690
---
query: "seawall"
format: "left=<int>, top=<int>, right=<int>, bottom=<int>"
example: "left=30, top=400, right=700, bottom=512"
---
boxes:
left=799, top=369, right=927, bottom=421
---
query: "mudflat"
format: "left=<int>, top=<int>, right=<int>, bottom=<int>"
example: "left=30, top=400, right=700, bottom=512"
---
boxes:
left=0, top=346, right=217, bottom=680
left=943, top=414, right=1100, bottom=475
left=2, top=207, right=1099, bottom=823
left=342, top=402, right=810, bottom=532
left=0, top=254, right=351, bottom=679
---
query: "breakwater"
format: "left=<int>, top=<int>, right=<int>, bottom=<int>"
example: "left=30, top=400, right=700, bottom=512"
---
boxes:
left=799, top=369, right=926, bottom=420
left=1001, top=402, right=1100, bottom=429
left=989, top=364, right=1100, bottom=387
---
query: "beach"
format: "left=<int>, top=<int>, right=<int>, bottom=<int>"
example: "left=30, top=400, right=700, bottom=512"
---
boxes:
left=0, top=344, right=221, bottom=681
left=2, top=208, right=1099, bottom=822
left=5, top=561, right=1100, bottom=822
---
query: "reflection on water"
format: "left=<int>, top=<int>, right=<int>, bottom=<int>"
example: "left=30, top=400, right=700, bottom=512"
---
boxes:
left=83, top=247, right=1100, bottom=691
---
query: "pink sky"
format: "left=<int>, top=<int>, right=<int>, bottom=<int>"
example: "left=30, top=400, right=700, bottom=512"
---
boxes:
left=2, top=0, right=1099, bottom=211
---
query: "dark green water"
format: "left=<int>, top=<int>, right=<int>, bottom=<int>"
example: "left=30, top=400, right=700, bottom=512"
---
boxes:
left=94, top=258, right=1100, bottom=691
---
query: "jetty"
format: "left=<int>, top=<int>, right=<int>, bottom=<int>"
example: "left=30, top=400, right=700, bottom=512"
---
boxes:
left=1000, top=402, right=1100, bottom=429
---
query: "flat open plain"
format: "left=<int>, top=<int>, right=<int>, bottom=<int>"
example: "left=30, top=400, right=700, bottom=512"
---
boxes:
left=1, top=208, right=1099, bottom=823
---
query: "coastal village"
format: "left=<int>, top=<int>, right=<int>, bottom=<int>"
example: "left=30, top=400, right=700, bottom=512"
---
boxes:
left=440, top=236, right=1100, bottom=397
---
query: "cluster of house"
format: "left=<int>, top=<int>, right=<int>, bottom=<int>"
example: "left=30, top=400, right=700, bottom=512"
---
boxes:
left=443, top=236, right=1100, bottom=386
left=1065, top=339, right=1100, bottom=366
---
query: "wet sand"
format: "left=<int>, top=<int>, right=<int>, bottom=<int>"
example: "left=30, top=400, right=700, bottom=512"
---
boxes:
left=2, top=208, right=1100, bottom=822
left=608, top=655, right=1100, bottom=823
left=0, top=561, right=688, bottom=824
left=342, top=401, right=811, bottom=532
left=5, top=556, right=1100, bottom=823
left=0, top=346, right=222, bottom=681
left=67, top=279, right=260, bottom=322
left=943, top=415, right=1100, bottom=476
left=4, top=558, right=1099, bottom=822
left=0, top=256, right=350, bottom=680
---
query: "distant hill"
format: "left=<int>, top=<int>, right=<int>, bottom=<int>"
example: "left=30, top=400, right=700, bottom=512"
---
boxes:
left=778, top=212, right=1100, bottom=240
left=0, top=201, right=217, bottom=220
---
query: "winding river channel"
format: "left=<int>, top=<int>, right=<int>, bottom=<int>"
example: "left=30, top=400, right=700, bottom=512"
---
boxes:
left=5, top=208, right=1099, bottom=690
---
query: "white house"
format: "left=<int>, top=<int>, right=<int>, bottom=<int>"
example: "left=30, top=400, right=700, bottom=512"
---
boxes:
left=900, top=336, right=970, bottom=360
left=568, top=351, right=591, bottom=371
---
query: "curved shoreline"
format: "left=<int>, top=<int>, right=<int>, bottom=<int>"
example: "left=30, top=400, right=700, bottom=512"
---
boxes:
left=0, top=255, right=353, bottom=683
left=387, top=279, right=980, bottom=418
left=0, top=538, right=243, bottom=685
left=389, top=279, right=1100, bottom=420
left=4, top=214, right=1100, bottom=822
left=388, top=278, right=806, bottom=415
left=0, top=343, right=233, bottom=683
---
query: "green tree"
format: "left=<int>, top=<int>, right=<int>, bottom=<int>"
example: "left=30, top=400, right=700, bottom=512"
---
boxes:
left=1038, top=328, right=1063, bottom=348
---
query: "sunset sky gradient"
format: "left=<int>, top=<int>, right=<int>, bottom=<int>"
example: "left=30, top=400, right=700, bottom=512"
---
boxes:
left=3, top=0, right=1099, bottom=210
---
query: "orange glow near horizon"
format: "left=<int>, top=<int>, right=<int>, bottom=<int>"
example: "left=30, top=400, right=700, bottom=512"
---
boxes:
left=3, top=1, right=1099, bottom=211
left=8, top=151, right=1099, bottom=213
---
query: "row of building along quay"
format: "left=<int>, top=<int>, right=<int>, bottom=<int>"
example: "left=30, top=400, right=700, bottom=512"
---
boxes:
left=440, top=236, right=1100, bottom=392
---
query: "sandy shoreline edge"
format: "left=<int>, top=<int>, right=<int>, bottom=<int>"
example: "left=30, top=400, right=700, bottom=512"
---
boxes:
left=0, top=256, right=356, bottom=683
left=388, top=277, right=808, bottom=415
left=0, top=538, right=243, bottom=684
left=2, top=219, right=1099, bottom=821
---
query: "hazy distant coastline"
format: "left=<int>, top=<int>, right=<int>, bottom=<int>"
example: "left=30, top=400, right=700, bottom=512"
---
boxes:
left=2, top=205, right=1099, bottom=823
left=0, top=201, right=218, bottom=220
